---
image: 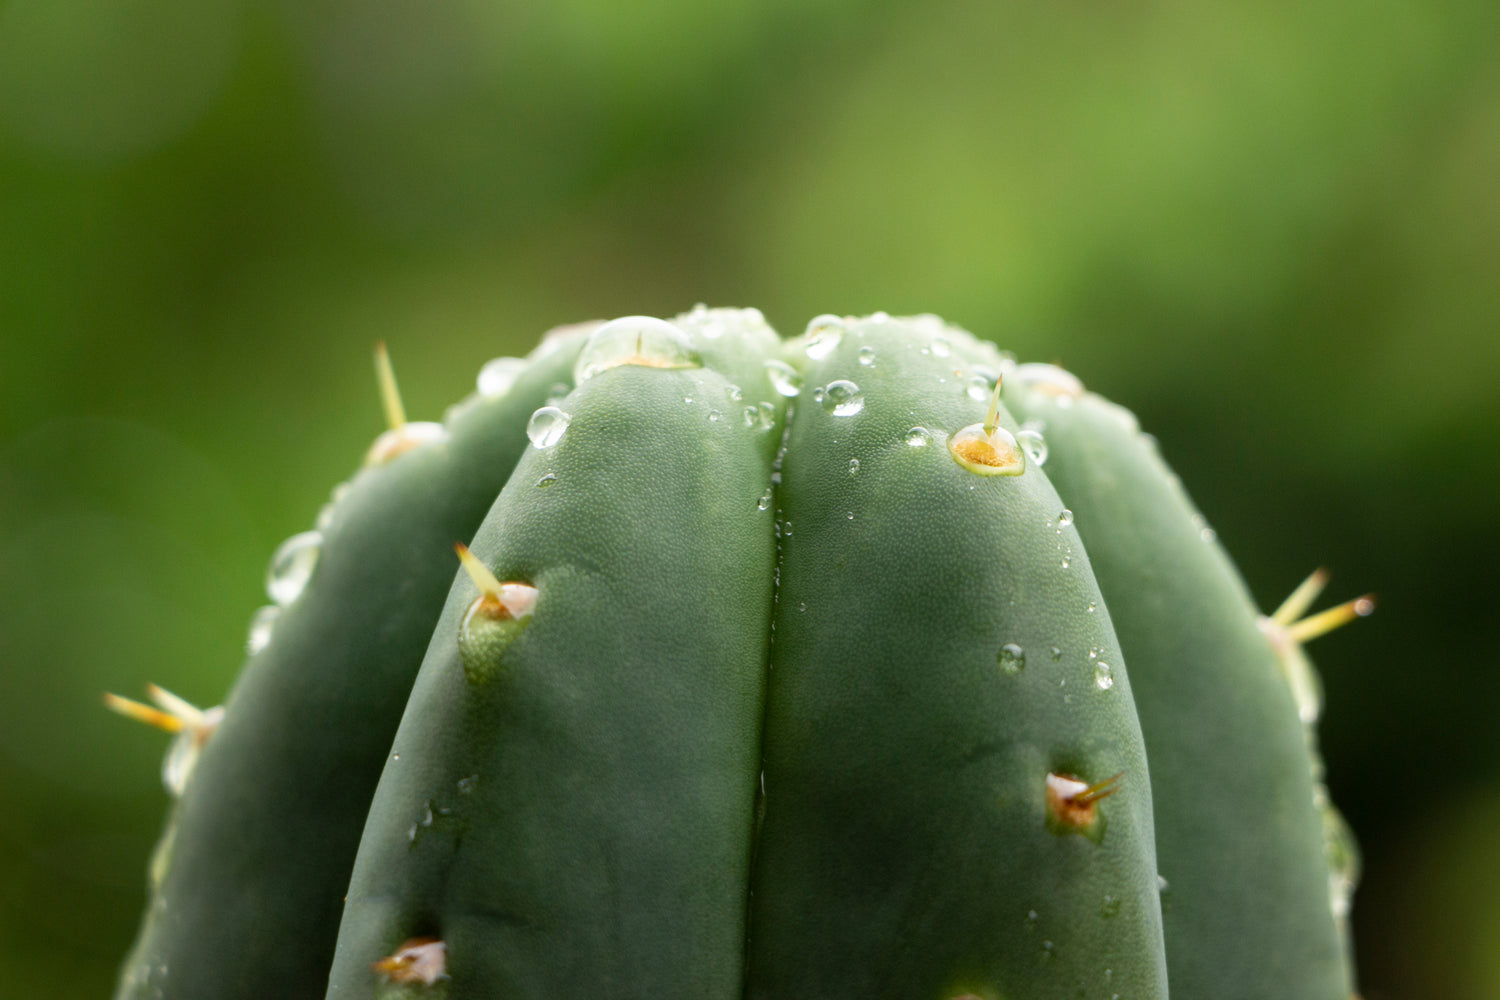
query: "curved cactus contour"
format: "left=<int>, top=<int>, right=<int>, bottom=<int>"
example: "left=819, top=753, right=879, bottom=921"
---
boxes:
left=107, top=308, right=1365, bottom=1000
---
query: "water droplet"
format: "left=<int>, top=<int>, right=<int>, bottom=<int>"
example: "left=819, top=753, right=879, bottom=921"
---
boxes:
left=365, top=421, right=447, bottom=467
left=821, top=380, right=864, bottom=416
left=1025, top=909, right=1039, bottom=931
left=782, top=521, right=793, bottom=536
left=803, top=315, right=845, bottom=359
left=266, top=531, right=323, bottom=606
left=797, top=602, right=807, bottom=613
left=757, top=489, right=773, bottom=511
left=846, top=511, right=855, bottom=520
left=1056, top=509, right=1074, bottom=530
left=1158, top=874, right=1171, bottom=895
left=1094, top=662, right=1114, bottom=690
left=1099, top=894, right=1120, bottom=918
left=708, top=409, right=722, bottom=422
left=998, top=643, right=1026, bottom=675
left=725, top=384, right=744, bottom=402
left=1040, top=940, right=1055, bottom=963
left=536, top=473, right=558, bottom=488
left=930, top=336, right=951, bottom=358
left=948, top=424, right=1025, bottom=476
left=848, top=458, right=860, bottom=474
left=905, top=426, right=932, bottom=447
left=1321, top=796, right=1360, bottom=920
left=1013, top=362, right=1084, bottom=399
left=246, top=605, right=280, bottom=654
left=1060, top=553, right=1071, bottom=569
left=1201, top=526, right=1217, bottom=542
left=526, top=406, right=571, bottom=448
left=1050, top=646, right=1062, bottom=661
left=757, top=401, right=776, bottom=430
left=457, top=774, right=479, bottom=794
left=764, top=360, right=804, bottom=397
left=857, top=346, right=877, bottom=366
left=545, top=382, right=571, bottom=405
left=1016, top=428, right=1048, bottom=466
left=965, top=375, right=991, bottom=401
left=477, top=356, right=527, bottom=397
left=391, top=753, right=400, bottom=761
left=574, top=316, right=700, bottom=382
left=1086, top=601, right=1097, bottom=613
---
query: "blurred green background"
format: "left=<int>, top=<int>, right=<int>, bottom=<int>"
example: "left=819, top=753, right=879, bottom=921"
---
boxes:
left=1, top=0, right=1496, bottom=996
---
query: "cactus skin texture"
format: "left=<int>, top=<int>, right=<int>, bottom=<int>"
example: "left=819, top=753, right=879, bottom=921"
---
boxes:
left=110, top=309, right=1360, bottom=1000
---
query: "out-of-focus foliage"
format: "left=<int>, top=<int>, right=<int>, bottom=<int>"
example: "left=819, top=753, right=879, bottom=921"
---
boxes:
left=0, top=0, right=1495, bottom=996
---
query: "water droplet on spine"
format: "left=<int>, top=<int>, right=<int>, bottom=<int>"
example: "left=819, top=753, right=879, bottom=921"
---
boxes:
left=526, top=406, right=571, bottom=448
left=266, top=531, right=323, bottom=606
left=820, top=380, right=863, bottom=416
left=477, top=356, right=527, bottom=397
left=574, top=316, right=699, bottom=382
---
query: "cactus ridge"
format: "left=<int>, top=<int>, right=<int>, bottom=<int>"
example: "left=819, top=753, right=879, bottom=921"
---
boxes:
left=108, top=309, right=1360, bottom=1000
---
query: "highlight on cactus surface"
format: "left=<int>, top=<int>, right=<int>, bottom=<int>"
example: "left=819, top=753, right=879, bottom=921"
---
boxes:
left=105, top=307, right=1370, bottom=1000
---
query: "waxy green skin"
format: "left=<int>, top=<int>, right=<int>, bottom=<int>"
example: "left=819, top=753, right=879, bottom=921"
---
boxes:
left=746, top=318, right=1166, bottom=1000
left=115, top=328, right=593, bottom=1000
left=115, top=308, right=1357, bottom=1000
left=1003, top=382, right=1351, bottom=999
left=326, top=359, right=780, bottom=998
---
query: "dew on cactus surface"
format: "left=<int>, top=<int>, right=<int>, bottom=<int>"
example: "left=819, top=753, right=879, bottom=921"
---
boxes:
left=725, top=383, right=744, bottom=402
left=820, top=380, right=863, bottom=416
left=453, top=543, right=536, bottom=686
left=373, top=938, right=448, bottom=985
left=848, top=458, right=860, bottom=474
left=574, top=316, right=700, bottom=383
left=965, top=375, right=991, bottom=401
left=526, top=406, right=571, bottom=449
left=1050, top=646, right=1063, bottom=661
left=245, top=605, right=280, bottom=654
left=802, top=317, right=845, bottom=360
left=1100, top=894, right=1121, bottom=918
left=997, top=643, right=1026, bottom=675
left=1024, top=909, right=1039, bottom=931
left=476, top=356, right=527, bottom=397
left=857, top=346, right=876, bottom=366
left=266, top=530, right=322, bottom=606
left=1056, top=509, right=1074, bottom=531
left=764, top=360, right=804, bottom=397
left=949, top=383, right=1025, bottom=476
left=905, top=426, right=933, bottom=447
left=536, top=473, right=558, bottom=488
left=1320, top=796, right=1360, bottom=920
left=1016, top=428, right=1048, bottom=466
left=1094, top=662, right=1115, bottom=690
left=104, top=685, right=224, bottom=796
left=1012, top=362, right=1084, bottom=400
left=1045, top=771, right=1123, bottom=843
left=757, top=489, right=773, bottom=511
left=457, top=774, right=479, bottom=794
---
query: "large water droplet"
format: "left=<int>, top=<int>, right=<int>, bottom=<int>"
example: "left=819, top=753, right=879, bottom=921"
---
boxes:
left=527, top=406, right=571, bottom=448
left=905, top=426, right=932, bottom=447
left=477, top=356, right=527, bottom=397
left=1056, top=509, right=1074, bottom=531
left=575, top=316, right=699, bottom=382
left=764, top=360, right=804, bottom=397
left=266, top=530, right=323, bottom=606
left=998, top=643, right=1026, bottom=675
left=1013, top=362, right=1084, bottom=399
left=246, top=605, right=280, bottom=654
left=803, top=316, right=845, bottom=359
left=1094, top=662, right=1115, bottom=690
left=821, top=380, right=864, bottom=416
left=948, top=424, right=1025, bottom=476
left=1016, top=428, right=1048, bottom=466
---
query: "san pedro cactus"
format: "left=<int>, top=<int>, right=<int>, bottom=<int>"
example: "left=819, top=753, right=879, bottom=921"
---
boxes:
left=106, top=308, right=1368, bottom=1000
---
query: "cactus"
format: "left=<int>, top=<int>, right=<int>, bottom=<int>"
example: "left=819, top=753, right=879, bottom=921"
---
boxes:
left=106, top=308, right=1367, bottom=1000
